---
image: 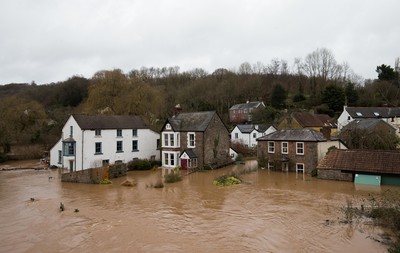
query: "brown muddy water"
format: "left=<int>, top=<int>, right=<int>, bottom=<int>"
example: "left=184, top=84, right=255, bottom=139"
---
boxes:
left=0, top=160, right=394, bottom=253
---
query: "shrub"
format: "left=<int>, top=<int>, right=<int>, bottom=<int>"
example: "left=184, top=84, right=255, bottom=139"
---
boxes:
left=164, top=167, right=182, bottom=183
left=127, top=159, right=155, bottom=170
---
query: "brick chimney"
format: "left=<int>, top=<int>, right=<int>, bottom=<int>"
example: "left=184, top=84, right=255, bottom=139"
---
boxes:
left=173, top=104, right=182, bottom=117
left=320, top=126, right=331, bottom=140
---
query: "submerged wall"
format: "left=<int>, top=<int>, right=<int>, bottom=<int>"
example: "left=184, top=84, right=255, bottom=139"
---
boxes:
left=61, top=164, right=127, bottom=184
left=317, top=169, right=353, bottom=182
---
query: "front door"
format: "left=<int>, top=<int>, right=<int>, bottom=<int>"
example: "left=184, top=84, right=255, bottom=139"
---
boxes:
left=181, top=159, right=187, bottom=170
left=69, top=160, right=74, bottom=172
left=282, top=162, right=289, bottom=172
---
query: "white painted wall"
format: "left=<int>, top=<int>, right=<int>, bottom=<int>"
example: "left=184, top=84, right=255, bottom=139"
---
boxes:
left=337, top=108, right=352, bottom=131
left=50, top=116, right=160, bottom=171
left=317, top=140, right=347, bottom=161
left=231, top=125, right=276, bottom=147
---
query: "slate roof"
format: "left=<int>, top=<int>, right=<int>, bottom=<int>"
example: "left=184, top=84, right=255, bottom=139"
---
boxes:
left=73, top=115, right=148, bottom=130
left=180, top=149, right=198, bottom=158
left=168, top=111, right=217, bottom=132
left=343, top=118, right=397, bottom=131
left=235, top=124, right=273, bottom=133
left=346, top=107, right=400, bottom=118
left=292, top=112, right=336, bottom=128
left=229, top=101, right=265, bottom=110
left=317, top=149, right=400, bottom=174
left=257, top=129, right=326, bottom=142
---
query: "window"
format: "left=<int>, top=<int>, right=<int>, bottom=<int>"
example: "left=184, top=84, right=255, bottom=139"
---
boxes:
left=117, top=129, right=122, bottom=137
left=235, top=133, right=238, bottom=139
left=356, top=112, right=362, bottom=116
left=296, top=142, right=304, bottom=155
left=162, top=132, right=179, bottom=147
left=116, top=141, right=123, bottom=152
left=267, top=162, right=274, bottom=169
left=132, top=140, right=138, bottom=151
left=268, top=141, right=275, bottom=153
left=95, top=129, right=101, bottom=136
left=132, top=129, right=137, bottom=137
left=95, top=142, right=102, bottom=154
left=70, top=126, right=73, bottom=137
left=63, top=142, right=75, bottom=156
left=253, top=133, right=256, bottom=138
left=281, top=142, right=288, bottom=154
left=296, top=163, right=305, bottom=173
left=163, top=152, right=179, bottom=167
left=188, top=133, right=195, bottom=147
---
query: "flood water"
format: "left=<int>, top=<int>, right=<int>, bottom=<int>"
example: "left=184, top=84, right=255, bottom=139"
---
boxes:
left=0, top=160, right=393, bottom=253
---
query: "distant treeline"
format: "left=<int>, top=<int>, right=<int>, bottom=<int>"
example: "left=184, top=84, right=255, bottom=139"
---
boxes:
left=0, top=48, right=399, bottom=157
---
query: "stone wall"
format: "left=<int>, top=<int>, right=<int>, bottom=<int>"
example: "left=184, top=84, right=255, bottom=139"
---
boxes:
left=317, top=169, right=353, bottom=182
left=61, top=164, right=127, bottom=184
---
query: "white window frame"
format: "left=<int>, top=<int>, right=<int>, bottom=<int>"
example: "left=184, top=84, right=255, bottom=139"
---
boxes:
left=187, top=132, right=195, bottom=148
left=117, top=129, right=122, bottom=137
left=162, top=132, right=180, bottom=148
left=267, top=162, right=274, bottom=169
left=296, top=163, right=305, bottom=174
left=162, top=151, right=180, bottom=167
left=268, top=141, right=275, bottom=153
left=132, top=129, right=137, bottom=137
left=281, top=142, right=288, bottom=154
left=296, top=142, right=304, bottom=155
left=95, top=129, right=101, bottom=136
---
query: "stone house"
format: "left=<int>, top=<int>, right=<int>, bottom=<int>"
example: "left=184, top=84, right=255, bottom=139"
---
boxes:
left=160, top=111, right=231, bottom=170
left=257, top=129, right=347, bottom=175
left=229, top=101, right=265, bottom=124
left=50, top=115, right=160, bottom=171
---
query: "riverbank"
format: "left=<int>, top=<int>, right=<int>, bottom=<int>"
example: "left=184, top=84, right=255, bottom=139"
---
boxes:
left=0, top=159, right=43, bottom=171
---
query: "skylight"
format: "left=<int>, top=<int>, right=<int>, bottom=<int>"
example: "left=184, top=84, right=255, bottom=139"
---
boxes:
left=374, top=112, right=380, bottom=116
left=356, top=112, right=362, bottom=116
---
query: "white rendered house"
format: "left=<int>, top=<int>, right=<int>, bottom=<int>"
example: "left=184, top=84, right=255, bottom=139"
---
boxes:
left=231, top=124, right=277, bottom=147
left=337, top=106, right=400, bottom=131
left=50, top=115, right=160, bottom=172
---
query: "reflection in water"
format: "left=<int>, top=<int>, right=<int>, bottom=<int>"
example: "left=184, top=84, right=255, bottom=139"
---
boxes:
left=0, top=161, right=391, bottom=253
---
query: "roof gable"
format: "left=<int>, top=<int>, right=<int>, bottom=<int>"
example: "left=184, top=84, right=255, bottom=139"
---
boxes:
left=343, top=118, right=396, bottom=131
left=72, top=115, right=148, bottom=130
left=229, top=101, right=265, bottom=110
left=292, top=112, right=334, bottom=127
left=167, top=111, right=217, bottom=132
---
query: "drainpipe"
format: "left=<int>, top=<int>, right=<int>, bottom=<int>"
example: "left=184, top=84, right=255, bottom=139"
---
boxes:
left=81, top=130, right=84, bottom=170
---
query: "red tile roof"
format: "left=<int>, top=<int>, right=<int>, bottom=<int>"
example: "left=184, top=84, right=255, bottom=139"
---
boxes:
left=317, top=149, right=400, bottom=174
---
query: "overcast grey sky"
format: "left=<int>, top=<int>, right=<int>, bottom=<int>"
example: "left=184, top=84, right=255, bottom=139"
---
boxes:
left=0, top=0, right=399, bottom=84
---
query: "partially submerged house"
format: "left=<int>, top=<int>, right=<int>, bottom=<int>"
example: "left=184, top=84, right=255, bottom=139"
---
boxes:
left=229, top=101, right=265, bottom=124
left=50, top=115, right=160, bottom=171
left=231, top=124, right=276, bottom=147
left=337, top=106, right=400, bottom=131
left=160, top=111, right=231, bottom=170
left=317, top=149, right=400, bottom=186
left=257, top=129, right=347, bottom=174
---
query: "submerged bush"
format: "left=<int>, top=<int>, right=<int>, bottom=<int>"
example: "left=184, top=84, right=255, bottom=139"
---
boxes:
left=213, top=175, right=241, bottom=186
left=164, top=167, right=182, bottom=183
